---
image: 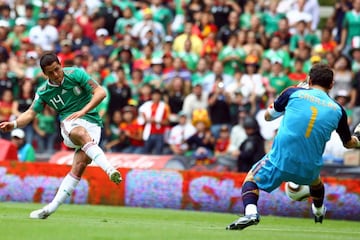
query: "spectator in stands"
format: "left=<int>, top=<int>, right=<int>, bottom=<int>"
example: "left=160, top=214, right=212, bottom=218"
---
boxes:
left=332, top=0, right=353, bottom=43
left=149, top=0, right=174, bottom=35
left=338, top=0, right=360, bottom=56
left=217, top=11, right=240, bottom=48
left=32, top=105, right=58, bottom=154
left=70, top=23, right=92, bottom=52
left=268, top=58, right=295, bottom=96
left=23, top=51, right=40, bottom=82
left=138, top=88, right=170, bottom=155
left=12, top=80, right=35, bottom=144
left=218, top=33, right=246, bottom=76
left=128, top=69, right=143, bottom=103
left=182, top=82, right=208, bottom=118
left=168, top=111, right=196, bottom=156
left=202, top=60, right=234, bottom=94
left=57, top=39, right=75, bottom=67
left=289, top=20, right=320, bottom=54
left=143, top=58, right=165, bottom=89
left=243, top=30, right=264, bottom=56
left=0, top=89, right=14, bottom=124
left=263, top=35, right=291, bottom=71
left=227, top=106, right=248, bottom=160
left=207, top=78, right=232, bottom=138
left=162, top=57, right=191, bottom=86
left=106, top=66, right=132, bottom=120
left=261, top=1, right=285, bottom=38
left=5, top=17, right=29, bottom=53
left=239, top=55, right=267, bottom=114
left=350, top=70, right=360, bottom=128
left=350, top=37, right=360, bottom=73
left=23, top=3, right=36, bottom=30
left=329, top=55, right=353, bottom=98
left=186, top=111, right=215, bottom=157
left=288, top=58, right=307, bottom=83
left=165, top=76, right=190, bottom=125
left=10, top=128, right=36, bottom=162
left=114, top=7, right=137, bottom=37
left=97, top=0, right=122, bottom=36
left=104, top=109, right=125, bottom=152
left=320, top=27, right=337, bottom=54
left=138, top=83, right=153, bottom=107
left=190, top=57, right=211, bottom=86
left=237, top=116, right=265, bottom=172
left=240, top=0, right=261, bottom=30
left=131, top=8, right=165, bottom=44
left=286, top=0, right=313, bottom=33
left=273, top=17, right=292, bottom=48
left=28, top=13, right=59, bottom=51
left=174, top=38, right=200, bottom=72
left=214, top=124, right=231, bottom=157
left=90, top=28, right=114, bottom=59
left=173, top=22, right=203, bottom=55
left=121, top=105, right=144, bottom=154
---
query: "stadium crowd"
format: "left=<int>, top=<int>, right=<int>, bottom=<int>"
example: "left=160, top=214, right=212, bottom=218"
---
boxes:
left=0, top=0, right=359, bottom=171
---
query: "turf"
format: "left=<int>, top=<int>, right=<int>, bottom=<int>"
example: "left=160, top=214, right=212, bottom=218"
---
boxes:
left=0, top=202, right=359, bottom=240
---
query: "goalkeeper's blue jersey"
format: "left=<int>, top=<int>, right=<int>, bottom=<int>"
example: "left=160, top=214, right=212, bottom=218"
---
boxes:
left=269, top=87, right=351, bottom=180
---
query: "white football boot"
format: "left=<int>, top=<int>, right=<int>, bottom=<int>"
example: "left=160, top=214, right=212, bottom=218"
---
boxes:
left=312, top=203, right=326, bottom=223
left=29, top=207, right=51, bottom=219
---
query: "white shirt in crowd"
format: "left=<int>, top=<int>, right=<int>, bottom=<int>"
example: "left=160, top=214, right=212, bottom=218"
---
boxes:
left=29, top=25, right=59, bottom=51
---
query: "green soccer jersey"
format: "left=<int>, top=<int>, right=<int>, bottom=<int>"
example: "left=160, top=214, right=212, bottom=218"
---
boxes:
left=32, top=67, right=103, bottom=126
left=343, top=11, right=360, bottom=45
left=174, top=51, right=200, bottom=72
left=262, top=49, right=291, bottom=69
left=268, top=73, right=295, bottom=95
left=261, top=12, right=285, bottom=36
left=218, top=46, right=246, bottom=75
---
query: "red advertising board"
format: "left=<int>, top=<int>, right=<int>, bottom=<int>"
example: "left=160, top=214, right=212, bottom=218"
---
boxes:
left=49, top=151, right=174, bottom=169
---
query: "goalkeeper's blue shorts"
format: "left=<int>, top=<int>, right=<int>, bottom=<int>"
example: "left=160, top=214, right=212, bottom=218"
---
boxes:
left=251, top=155, right=318, bottom=193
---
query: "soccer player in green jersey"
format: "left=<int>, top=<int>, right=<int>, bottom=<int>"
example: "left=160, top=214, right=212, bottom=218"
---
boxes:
left=0, top=52, right=122, bottom=219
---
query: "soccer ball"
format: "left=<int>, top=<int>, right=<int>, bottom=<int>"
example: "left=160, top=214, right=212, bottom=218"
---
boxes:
left=284, top=182, right=310, bottom=201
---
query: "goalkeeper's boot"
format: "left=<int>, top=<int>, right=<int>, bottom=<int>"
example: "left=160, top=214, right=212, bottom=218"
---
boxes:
left=312, top=203, right=326, bottom=223
left=29, top=208, right=51, bottom=219
left=226, top=214, right=260, bottom=230
left=108, top=169, right=122, bottom=184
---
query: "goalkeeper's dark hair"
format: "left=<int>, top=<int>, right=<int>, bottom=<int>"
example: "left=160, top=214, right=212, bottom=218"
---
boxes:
left=309, top=63, right=334, bottom=89
left=40, top=52, right=60, bottom=72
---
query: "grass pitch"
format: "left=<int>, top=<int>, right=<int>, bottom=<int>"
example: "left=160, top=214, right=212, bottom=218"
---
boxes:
left=0, top=202, right=359, bottom=240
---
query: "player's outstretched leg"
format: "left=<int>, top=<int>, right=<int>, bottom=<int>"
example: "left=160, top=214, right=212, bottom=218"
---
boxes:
left=226, top=181, right=260, bottom=230
left=82, top=142, right=122, bottom=184
left=30, top=173, right=80, bottom=219
left=310, top=180, right=326, bottom=223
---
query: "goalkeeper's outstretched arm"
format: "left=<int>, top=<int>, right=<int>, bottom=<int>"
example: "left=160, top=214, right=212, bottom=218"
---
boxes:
left=265, top=103, right=284, bottom=121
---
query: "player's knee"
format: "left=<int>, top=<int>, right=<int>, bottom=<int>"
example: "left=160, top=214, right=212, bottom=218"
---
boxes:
left=70, top=127, right=91, bottom=145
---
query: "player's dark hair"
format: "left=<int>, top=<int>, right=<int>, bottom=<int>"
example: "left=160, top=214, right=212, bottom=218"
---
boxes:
left=40, top=52, right=60, bottom=72
left=309, top=63, right=334, bottom=89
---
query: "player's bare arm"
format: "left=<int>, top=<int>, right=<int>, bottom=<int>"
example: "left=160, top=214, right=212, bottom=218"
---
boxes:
left=0, top=107, right=37, bottom=132
left=65, top=79, right=106, bottom=121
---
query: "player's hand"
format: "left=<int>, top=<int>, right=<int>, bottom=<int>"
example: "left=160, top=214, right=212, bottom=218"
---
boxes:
left=0, top=121, right=15, bottom=132
left=65, top=110, right=86, bottom=121
left=353, top=123, right=360, bottom=141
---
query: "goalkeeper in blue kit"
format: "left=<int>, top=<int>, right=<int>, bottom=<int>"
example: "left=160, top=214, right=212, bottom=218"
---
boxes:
left=0, top=52, right=122, bottom=219
left=226, top=63, right=360, bottom=230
